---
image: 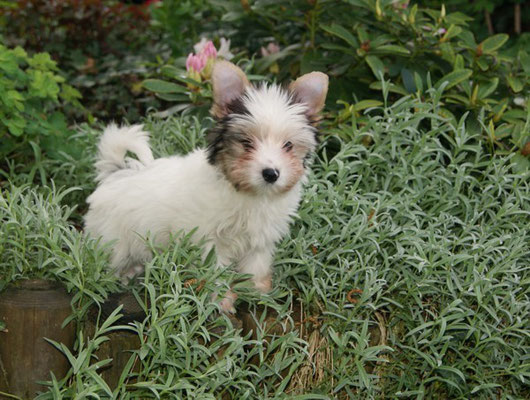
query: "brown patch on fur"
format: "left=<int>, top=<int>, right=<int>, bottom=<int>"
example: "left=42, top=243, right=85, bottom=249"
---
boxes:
left=224, top=152, right=256, bottom=194
left=281, top=152, right=305, bottom=193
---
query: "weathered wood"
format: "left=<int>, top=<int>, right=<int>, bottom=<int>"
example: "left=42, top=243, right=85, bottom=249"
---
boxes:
left=86, top=292, right=145, bottom=389
left=0, top=279, right=75, bottom=399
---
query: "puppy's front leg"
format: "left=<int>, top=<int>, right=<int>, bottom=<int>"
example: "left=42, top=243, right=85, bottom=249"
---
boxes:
left=240, top=248, right=274, bottom=293
left=218, top=289, right=238, bottom=314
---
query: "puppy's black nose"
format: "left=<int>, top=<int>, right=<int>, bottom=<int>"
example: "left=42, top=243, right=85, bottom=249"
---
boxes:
left=262, top=168, right=280, bottom=183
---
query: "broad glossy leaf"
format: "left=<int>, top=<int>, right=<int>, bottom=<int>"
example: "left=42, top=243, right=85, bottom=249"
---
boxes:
left=401, top=68, right=416, bottom=93
left=507, top=76, right=524, bottom=93
left=365, top=55, right=384, bottom=78
left=502, top=109, right=527, bottom=121
left=320, top=43, right=356, bottom=54
left=454, top=54, right=465, bottom=70
left=445, top=12, right=474, bottom=25
left=321, top=24, right=359, bottom=48
left=457, top=30, right=476, bottom=49
left=476, top=57, right=489, bottom=71
left=441, top=25, right=462, bottom=42
left=142, top=79, right=187, bottom=94
left=479, top=34, right=509, bottom=54
left=357, top=27, right=369, bottom=43
left=519, top=51, right=530, bottom=75
left=161, top=65, right=183, bottom=79
left=477, top=78, right=499, bottom=99
left=374, top=45, right=410, bottom=56
left=440, top=42, right=455, bottom=63
left=414, top=72, right=423, bottom=93
left=155, top=93, right=189, bottom=102
left=435, top=69, right=472, bottom=90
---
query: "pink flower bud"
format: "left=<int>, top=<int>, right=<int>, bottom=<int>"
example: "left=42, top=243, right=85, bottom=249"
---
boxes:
left=186, top=53, right=206, bottom=73
left=260, top=42, right=280, bottom=57
left=200, top=41, right=217, bottom=59
left=186, top=53, right=194, bottom=71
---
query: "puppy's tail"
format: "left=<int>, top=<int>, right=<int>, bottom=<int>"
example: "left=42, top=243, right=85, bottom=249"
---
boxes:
left=95, top=124, right=154, bottom=181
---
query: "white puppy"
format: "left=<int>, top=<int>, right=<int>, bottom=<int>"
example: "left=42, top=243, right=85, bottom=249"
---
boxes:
left=84, top=61, right=328, bottom=312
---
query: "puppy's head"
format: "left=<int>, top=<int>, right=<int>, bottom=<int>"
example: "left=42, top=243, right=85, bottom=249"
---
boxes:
left=207, top=61, right=328, bottom=195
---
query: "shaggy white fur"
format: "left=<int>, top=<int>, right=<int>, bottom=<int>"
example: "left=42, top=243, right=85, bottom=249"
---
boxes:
left=84, top=61, right=328, bottom=312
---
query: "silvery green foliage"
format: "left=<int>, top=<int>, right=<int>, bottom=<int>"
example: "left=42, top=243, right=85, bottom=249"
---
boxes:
left=2, top=90, right=529, bottom=398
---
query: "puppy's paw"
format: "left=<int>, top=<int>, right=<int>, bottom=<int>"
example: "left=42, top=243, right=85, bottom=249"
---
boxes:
left=218, top=290, right=238, bottom=314
left=119, top=265, right=144, bottom=285
left=253, top=275, right=272, bottom=293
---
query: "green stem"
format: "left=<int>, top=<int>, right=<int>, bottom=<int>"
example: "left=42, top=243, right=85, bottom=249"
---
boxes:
left=0, top=391, right=23, bottom=400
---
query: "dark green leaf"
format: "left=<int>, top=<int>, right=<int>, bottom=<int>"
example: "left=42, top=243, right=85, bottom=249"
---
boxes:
left=321, top=24, right=359, bottom=48
left=365, top=55, right=384, bottom=79
left=373, top=44, right=410, bottom=56
left=401, top=68, right=416, bottom=93
left=142, top=79, right=187, bottom=94
left=435, top=69, right=472, bottom=90
left=477, top=78, right=499, bottom=99
left=519, top=51, right=530, bottom=75
left=155, top=93, right=189, bottom=102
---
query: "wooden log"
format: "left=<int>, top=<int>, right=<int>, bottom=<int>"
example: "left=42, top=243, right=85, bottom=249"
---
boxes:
left=0, top=279, right=75, bottom=399
left=86, top=292, right=145, bottom=389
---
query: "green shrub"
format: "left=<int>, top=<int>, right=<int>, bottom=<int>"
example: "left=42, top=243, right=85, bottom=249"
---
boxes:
left=416, top=0, right=530, bottom=39
left=145, top=0, right=529, bottom=156
left=0, top=0, right=164, bottom=122
left=149, top=0, right=220, bottom=56
left=0, top=44, right=82, bottom=163
left=0, top=184, right=119, bottom=302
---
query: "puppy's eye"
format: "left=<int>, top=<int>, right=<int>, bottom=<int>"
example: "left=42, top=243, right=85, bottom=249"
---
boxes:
left=240, top=139, right=254, bottom=151
left=283, top=141, right=293, bottom=152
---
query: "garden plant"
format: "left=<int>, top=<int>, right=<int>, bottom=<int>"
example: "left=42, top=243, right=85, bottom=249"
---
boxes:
left=0, top=0, right=529, bottom=399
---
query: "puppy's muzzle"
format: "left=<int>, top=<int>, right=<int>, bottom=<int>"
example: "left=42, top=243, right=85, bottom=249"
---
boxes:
left=262, top=168, right=280, bottom=183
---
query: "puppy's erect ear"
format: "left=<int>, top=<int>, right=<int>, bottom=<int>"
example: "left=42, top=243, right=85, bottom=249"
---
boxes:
left=289, top=72, right=329, bottom=119
left=211, top=61, right=250, bottom=118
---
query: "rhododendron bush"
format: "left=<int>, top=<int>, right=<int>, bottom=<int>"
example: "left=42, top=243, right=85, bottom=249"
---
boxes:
left=146, top=0, right=529, bottom=163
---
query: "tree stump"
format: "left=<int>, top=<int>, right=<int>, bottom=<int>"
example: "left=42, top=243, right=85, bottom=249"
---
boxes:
left=0, top=279, right=75, bottom=399
left=86, top=292, right=145, bottom=389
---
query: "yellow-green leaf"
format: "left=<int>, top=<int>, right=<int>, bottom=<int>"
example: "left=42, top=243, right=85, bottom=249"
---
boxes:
left=352, top=100, right=384, bottom=112
left=441, top=25, right=462, bottom=42
left=479, top=34, right=509, bottom=54
left=506, top=76, right=523, bottom=93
